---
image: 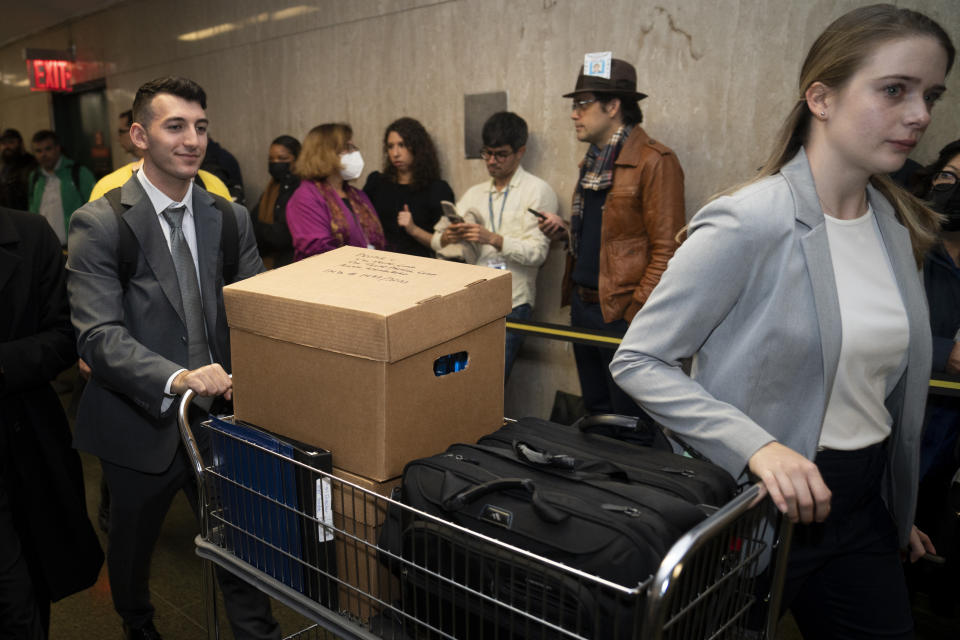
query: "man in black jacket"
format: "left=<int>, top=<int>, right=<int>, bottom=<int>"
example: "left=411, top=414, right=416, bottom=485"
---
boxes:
left=0, top=206, right=103, bottom=638
left=0, top=129, right=38, bottom=210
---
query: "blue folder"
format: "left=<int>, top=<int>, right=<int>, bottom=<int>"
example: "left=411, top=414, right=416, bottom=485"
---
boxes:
left=204, top=415, right=335, bottom=605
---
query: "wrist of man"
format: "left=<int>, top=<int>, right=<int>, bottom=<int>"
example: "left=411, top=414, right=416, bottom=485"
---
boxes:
left=491, top=233, right=503, bottom=251
left=167, top=368, right=188, bottom=396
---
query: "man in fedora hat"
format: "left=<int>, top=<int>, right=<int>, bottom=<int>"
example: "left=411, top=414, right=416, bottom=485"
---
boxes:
left=540, top=54, right=685, bottom=416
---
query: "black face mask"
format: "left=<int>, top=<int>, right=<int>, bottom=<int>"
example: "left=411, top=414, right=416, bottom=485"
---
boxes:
left=268, top=162, right=291, bottom=182
left=928, top=182, right=960, bottom=232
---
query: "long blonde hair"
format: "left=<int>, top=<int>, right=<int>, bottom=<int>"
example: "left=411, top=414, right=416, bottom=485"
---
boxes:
left=294, top=123, right=352, bottom=181
left=732, top=5, right=955, bottom=265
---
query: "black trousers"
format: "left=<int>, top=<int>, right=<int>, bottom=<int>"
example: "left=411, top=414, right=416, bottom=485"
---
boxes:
left=0, top=472, right=47, bottom=640
left=570, top=289, right=642, bottom=417
left=101, top=444, right=280, bottom=639
left=783, top=443, right=914, bottom=639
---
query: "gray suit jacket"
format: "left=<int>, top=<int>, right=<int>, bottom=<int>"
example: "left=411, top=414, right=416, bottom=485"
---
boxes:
left=610, top=149, right=931, bottom=546
left=67, top=175, right=264, bottom=473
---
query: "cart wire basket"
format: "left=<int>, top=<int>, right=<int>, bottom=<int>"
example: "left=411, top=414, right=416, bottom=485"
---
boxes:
left=178, top=393, right=792, bottom=640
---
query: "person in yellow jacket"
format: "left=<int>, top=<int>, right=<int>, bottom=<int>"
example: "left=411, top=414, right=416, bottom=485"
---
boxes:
left=89, top=158, right=232, bottom=202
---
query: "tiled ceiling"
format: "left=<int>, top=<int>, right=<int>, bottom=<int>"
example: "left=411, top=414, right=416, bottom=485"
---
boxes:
left=0, top=0, right=125, bottom=49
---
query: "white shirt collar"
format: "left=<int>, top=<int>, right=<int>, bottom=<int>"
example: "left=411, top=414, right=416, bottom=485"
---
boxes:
left=136, top=167, right=194, bottom=218
left=487, top=165, right=526, bottom=194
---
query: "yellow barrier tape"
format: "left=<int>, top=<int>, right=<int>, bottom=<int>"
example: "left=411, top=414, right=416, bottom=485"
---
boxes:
left=506, top=320, right=959, bottom=392
left=929, top=379, right=960, bottom=391
left=505, top=321, right=623, bottom=346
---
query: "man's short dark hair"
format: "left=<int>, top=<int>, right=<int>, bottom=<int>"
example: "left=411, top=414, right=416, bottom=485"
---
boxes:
left=119, top=110, right=133, bottom=127
left=597, top=95, right=643, bottom=126
left=482, top=112, right=528, bottom=152
left=0, top=128, right=22, bottom=143
left=132, top=76, right=207, bottom=126
left=31, top=130, right=58, bottom=146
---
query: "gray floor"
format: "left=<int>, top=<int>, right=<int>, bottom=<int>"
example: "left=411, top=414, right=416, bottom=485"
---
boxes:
left=45, top=368, right=958, bottom=639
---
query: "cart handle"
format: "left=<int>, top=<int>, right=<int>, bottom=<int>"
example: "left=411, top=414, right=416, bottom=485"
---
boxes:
left=177, top=385, right=204, bottom=485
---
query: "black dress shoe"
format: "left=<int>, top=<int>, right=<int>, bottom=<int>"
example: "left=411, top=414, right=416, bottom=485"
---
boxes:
left=123, top=621, right=163, bottom=640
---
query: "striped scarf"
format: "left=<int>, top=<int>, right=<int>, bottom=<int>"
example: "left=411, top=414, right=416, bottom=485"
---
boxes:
left=315, top=180, right=385, bottom=249
left=570, top=124, right=632, bottom=258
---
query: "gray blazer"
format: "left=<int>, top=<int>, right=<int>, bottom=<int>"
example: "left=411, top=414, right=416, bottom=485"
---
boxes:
left=67, top=175, right=264, bottom=473
left=610, top=149, right=931, bottom=546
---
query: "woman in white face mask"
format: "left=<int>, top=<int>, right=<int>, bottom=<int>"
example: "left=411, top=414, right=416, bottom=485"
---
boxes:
left=286, top=122, right=386, bottom=260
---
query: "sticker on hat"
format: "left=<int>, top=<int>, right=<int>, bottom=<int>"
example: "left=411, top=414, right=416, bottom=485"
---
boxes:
left=584, top=52, right=612, bottom=79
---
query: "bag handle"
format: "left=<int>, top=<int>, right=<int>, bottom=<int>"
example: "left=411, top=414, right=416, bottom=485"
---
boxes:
left=573, top=413, right=675, bottom=452
left=574, top=413, right=640, bottom=433
left=511, top=441, right=643, bottom=482
left=443, top=478, right=568, bottom=524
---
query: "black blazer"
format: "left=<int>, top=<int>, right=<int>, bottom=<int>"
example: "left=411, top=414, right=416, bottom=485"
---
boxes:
left=0, top=207, right=103, bottom=601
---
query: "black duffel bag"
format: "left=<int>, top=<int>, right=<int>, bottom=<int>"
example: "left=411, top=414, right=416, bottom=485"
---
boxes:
left=380, top=440, right=734, bottom=637
left=480, top=416, right=737, bottom=507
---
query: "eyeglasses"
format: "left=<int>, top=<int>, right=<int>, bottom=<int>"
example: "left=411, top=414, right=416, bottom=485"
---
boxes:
left=933, top=170, right=958, bottom=186
left=480, top=148, right=515, bottom=161
left=571, top=98, right=598, bottom=113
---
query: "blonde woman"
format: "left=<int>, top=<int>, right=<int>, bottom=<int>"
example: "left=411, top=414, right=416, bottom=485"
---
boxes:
left=611, top=5, right=953, bottom=637
left=286, top=123, right=385, bottom=259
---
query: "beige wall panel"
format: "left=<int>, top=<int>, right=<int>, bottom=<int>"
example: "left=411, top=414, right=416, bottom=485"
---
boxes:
left=1, top=0, right=957, bottom=421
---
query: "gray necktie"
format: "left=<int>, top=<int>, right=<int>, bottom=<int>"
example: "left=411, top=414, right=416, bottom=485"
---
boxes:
left=161, top=203, right=210, bottom=369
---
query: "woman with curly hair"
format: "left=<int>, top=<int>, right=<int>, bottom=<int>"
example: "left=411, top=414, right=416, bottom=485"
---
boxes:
left=286, top=123, right=385, bottom=259
left=363, top=117, right=454, bottom=257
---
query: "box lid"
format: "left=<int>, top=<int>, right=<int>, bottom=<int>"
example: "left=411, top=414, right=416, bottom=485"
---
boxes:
left=224, top=247, right=513, bottom=362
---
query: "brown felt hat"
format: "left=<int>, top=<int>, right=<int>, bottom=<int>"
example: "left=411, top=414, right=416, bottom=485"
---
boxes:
left=562, top=58, right=647, bottom=101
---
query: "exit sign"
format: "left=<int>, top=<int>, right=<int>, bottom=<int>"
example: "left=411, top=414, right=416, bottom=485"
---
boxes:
left=27, top=59, right=74, bottom=92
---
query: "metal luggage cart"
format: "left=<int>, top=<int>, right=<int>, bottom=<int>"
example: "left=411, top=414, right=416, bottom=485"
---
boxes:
left=178, top=392, right=792, bottom=640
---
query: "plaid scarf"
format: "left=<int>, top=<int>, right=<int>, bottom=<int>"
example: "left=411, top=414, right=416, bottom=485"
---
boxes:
left=570, top=124, right=632, bottom=258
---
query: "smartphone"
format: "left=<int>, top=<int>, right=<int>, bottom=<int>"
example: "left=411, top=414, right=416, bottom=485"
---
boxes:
left=528, top=208, right=546, bottom=221
left=441, top=201, right=464, bottom=224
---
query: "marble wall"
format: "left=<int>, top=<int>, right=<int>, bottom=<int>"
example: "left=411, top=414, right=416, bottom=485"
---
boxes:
left=3, top=0, right=958, bottom=418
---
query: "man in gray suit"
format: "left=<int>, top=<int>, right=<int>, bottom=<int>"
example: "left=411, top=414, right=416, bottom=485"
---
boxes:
left=67, top=77, right=279, bottom=640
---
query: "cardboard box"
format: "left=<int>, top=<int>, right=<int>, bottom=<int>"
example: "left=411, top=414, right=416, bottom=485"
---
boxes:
left=226, top=247, right=512, bottom=481
left=329, top=467, right=401, bottom=622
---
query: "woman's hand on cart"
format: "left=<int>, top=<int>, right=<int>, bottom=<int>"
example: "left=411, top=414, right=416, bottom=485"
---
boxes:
left=748, top=441, right=832, bottom=524
left=172, top=363, right=233, bottom=400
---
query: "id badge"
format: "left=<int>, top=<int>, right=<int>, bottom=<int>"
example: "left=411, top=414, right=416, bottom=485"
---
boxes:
left=486, top=257, right=507, bottom=270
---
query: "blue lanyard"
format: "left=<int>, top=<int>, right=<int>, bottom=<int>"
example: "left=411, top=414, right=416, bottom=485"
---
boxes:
left=488, top=184, right=510, bottom=234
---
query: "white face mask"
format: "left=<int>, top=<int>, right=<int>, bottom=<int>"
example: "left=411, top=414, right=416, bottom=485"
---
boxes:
left=339, top=150, right=364, bottom=181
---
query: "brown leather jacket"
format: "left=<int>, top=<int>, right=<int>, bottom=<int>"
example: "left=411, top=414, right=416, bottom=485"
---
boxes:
left=563, top=126, right=685, bottom=323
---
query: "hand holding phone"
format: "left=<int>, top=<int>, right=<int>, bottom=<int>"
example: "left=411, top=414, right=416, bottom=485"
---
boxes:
left=527, top=208, right=546, bottom=220
left=441, top=201, right=464, bottom=224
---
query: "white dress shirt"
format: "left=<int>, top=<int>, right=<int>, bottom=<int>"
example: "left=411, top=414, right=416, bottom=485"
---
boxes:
left=134, top=170, right=208, bottom=404
left=38, top=158, right=66, bottom=245
left=431, top=165, right=558, bottom=308
left=136, top=169, right=202, bottom=289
